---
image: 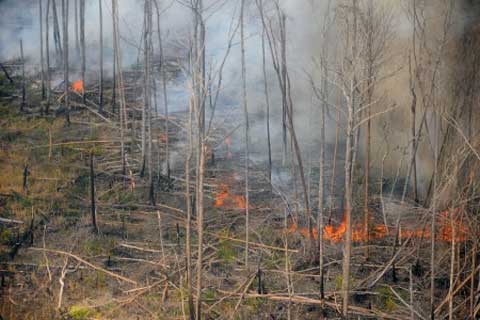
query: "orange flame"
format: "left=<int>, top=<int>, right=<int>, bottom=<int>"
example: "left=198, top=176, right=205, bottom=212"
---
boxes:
left=288, top=209, right=468, bottom=243
left=215, top=184, right=246, bottom=209
left=72, top=80, right=84, bottom=94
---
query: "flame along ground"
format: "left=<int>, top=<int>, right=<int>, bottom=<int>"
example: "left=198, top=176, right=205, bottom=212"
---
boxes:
left=71, top=80, right=84, bottom=94
left=214, top=184, right=246, bottom=209
left=287, top=209, right=467, bottom=243
left=213, top=182, right=467, bottom=243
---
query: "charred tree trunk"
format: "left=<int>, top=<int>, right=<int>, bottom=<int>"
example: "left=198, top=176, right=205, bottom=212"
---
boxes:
left=20, top=40, right=26, bottom=112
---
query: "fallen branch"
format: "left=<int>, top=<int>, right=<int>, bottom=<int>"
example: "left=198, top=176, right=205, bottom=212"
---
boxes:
left=30, top=247, right=138, bottom=285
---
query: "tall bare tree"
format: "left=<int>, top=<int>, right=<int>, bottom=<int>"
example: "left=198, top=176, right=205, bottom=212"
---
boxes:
left=39, top=0, right=46, bottom=101
left=62, top=0, right=70, bottom=125
left=240, top=0, right=250, bottom=269
left=98, top=0, right=104, bottom=112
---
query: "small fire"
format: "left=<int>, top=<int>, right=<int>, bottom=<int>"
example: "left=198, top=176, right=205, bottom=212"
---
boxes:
left=215, top=184, right=246, bottom=209
left=72, top=80, right=84, bottom=94
left=288, top=209, right=468, bottom=243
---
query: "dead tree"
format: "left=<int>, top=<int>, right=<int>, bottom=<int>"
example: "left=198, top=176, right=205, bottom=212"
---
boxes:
left=39, top=0, right=46, bottom=100
left=240, top=0, right=251, bottom=269
left=90, top=151, right=99, bottom=234
left=341, top=0, right=359, bottom=315
left=261, top=26, right=272, bottom=187
left=80, top=0, right=86, bottom=103
left=192, top=1, right=207, bottom=318
left=153, top=0, right=171, bottom=178
left=112, top=0, right=127, bottom=176
left=52, top=0, right=63, bottom=64
left=185, top=96, right=195, bottom=320
left=257, top=0, right=311, bottom=250
left=98, top=0, right=104, bottom=112
left=74, top=0, right=80, bottom=58
left=62, top=0, right=70, bottom=125
left=20, top=40, right=26, bottom=112
left=45, top=0, right=51, bottom=114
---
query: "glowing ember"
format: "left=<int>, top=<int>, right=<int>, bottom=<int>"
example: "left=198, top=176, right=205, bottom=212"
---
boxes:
left=215, top=184, right=246, bottom=209
left=71, top=80, right=84, bottom=93
left=288, top=209, right=468, bottom=243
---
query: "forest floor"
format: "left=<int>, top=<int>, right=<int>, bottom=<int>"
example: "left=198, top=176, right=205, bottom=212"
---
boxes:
left=0, top=68, right=459, bottom=320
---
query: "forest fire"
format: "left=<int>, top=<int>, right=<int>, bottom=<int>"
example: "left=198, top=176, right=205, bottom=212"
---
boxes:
left=288, top=209, right=467, bottom=243
left=71, top=80, right=84, bottom=93
left=214, top=184, right=246, bottom=209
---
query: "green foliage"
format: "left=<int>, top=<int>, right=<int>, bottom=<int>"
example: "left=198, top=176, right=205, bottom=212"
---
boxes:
left=376, top=287, right=397, bottom=312
left=216, top=232, right=236, bottom=264
left=68, top=305, right=96, bottom=320
left=202, top=288, right=217, bottom=301
left=264, top=251, right=284, bottom=269
left=0, top=228, right=12, bottom=244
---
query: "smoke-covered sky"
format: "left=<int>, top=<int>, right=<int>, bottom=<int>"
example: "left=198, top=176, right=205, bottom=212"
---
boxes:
left=1, top=0, right=477, bottom=196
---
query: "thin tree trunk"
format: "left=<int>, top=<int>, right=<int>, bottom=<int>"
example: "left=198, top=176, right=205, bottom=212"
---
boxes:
left=185, top=97, right=195, bottom=320
left=430, top=111, right=438, bottom=320
left=261, top=27, right=272, bottom=188
left=90, top=152, right=99, bottom=234
left=112, top=0, right=126, bottom=176
left=80, top=0, right=86, bottom=103
left=39, top=0, right=46, bottom=101
left=318, top=83, right=326, bottom=300
left=195, top=141, right=206, bottom=320
left=98, top=0, right=104, bottom=112
left=52, top=0, right=62, bottom=64
left=154, top=0, right=171, bottom=178
left=74, top=0, right=79, bottom=59
left=62, top=0, right=70, bottom=125
left=20, top=40, right=26, bottom=112
left=240, top=0, right=250, bottom=269
left=342, top=1, right=358, bottom=316
left=46, top=0, right=51, bottom=114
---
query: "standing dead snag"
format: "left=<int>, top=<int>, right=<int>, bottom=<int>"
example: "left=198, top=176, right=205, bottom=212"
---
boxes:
left=20, top=40, right=26, bottom=112
left=52, top=0, right=63, bottom=64
left=39, top=0, right=46, bottom=101
left=153, top=0, right=171, bottom=178
left=80, top=0, right=86, bottom=104
left=62, top=0, right=70, bottom=125
left=90, top=151, right=99, bottom=234
left=98, top=0, right=104, bottom=112
left=45, top=0, right=51, bottom=114
left=341, top=0, right=359, bottom=316
left=240, top=0, right=250, bottom=269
